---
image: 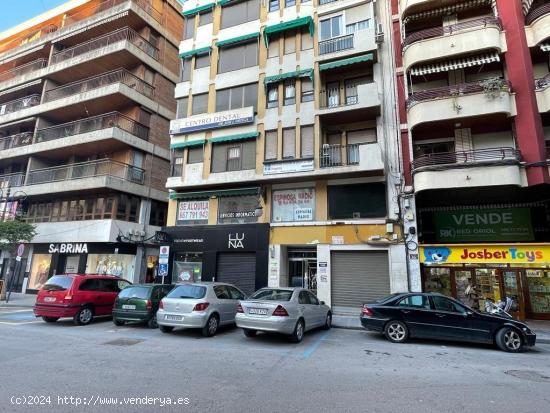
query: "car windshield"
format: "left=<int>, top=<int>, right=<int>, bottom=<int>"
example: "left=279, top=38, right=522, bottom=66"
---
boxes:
left=43, top=276, right=73, bottom=291
left=118, top=286, right=150, bottom=299
left=250, top=289, right=293, bottom=301
left=167, top=285, right=206, bottom=299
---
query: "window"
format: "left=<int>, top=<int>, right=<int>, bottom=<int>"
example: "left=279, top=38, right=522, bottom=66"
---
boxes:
left=176, top=200, right=209, bottom=225
left=272, top=188, right=315, bottom=222
left=284, top=81, right=296, bottom=105
left=320, top=15, right=342, bottom=40
left=306, top=291, right=319, bottom=305
left=217, top=195, right=259, bottom=224
left=301, top=79, right=313, bottom=102
left=187, top=146, right=203, bottom=164
left=79, top=279, right=100, bottom=291
left=171, top=149, right=183, bottom=177
left=214, top=285, right=231, bottom=299
left=269, top=0, right=279, bottom=12
left=191, top=93, right=208, bottom=115
left=218, top=42, right=258, bottom=73
left=216, top=83, right=258, bottom=112
left=176, top=97, right=188, bottom=118
left=195, top=53, right=210, bottom=69
left=250, top=288, right=293, bottom=301
left=227, top=145, right=242, bottom=171
left=167, top=285, right=206, bottom=299
left=298, top=291, right=309, bottom=304
left=283, top=128, right=296, bottom=158
left=284, top=31, right=296, bottom=54
left=301, top=30, right=313, bottom=50
left=301, top=125, right=314, bottom=158
left=267, top=85, right=278, bottom=108
left=199, top=10, right=213, bottom=26
left=211, top=140, right=256, bottom=172
left=184, top=17, right=194, bottom=40
left=346, top=19, right=370, bottom=34
left=265, top=130, right=278, bottom=160
left=285, top=0, right=296, bottom=6
left=227, top=286, right=246, bottom=300
left=347, top=129, right=376, bottom=145
left=221, top=0, right=260, bottom=29
left=398, top=295, right=430, bottom=309
left=433, top=296, right=467, bottom=314
left=268, top=38, right=279, bottom=58
left=328, top=182, right=387, bottom=219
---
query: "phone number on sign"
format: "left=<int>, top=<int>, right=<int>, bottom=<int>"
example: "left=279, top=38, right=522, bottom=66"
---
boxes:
left=10, top=395, right=190, bottom=407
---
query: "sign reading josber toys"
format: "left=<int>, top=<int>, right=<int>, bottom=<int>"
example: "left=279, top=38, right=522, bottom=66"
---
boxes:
left=434, top=208, right=534, bottom=242
left=169, top=107, right=255, bottom=135
left=421, top=244, right=550, bottom=264
left=272, top=188, right=315, bottom=222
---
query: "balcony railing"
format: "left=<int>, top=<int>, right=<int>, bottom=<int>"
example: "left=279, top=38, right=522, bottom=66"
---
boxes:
left=319, top=0, right=341, bottom=4
left=406, top=80, right=512, bottom=109
left=0, top=172, right=26, bottom=188
left=411, top=147, right=521, bottom=170
left=319, top=85, right=360, bottom=109
left=535, top=74, right=550, bottom=90
left=0, top=94, right=41, bottom=116
left=35, top=112, right=149, bottom=143
left=526, top=2, right=550, bottom=25
left=42, top=69, right=154, bottom=103
left=319, top=33, right=354, bottom=55
left=0, top=132, right=33, bottom=151
left=51, top=27, right=159, bottom=65
left=402, top=17, right=502, bottom=48
left=0, top=24, right=58, bottom=55
left=26, top=159, right=145, bottom=186
left=320, top=143, right=361, bottom=168
left=0, top=59, right=47, bottom=83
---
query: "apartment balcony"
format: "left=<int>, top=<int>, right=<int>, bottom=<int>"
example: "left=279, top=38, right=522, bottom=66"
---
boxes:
left=320, top=143, right=384, bottom=171
left=317, top=28, right=377, bottom=62
left=402, top=17, right=504, bottom=72
left=526, top=2, right=550, bottom=47
left=0, top=172, right=26, bottom=189
left=0, top=59, right=47, bottom=84
left=535, top=75, right=550, bottom=113
left=0, top=131, right=33, bottom=151
left=412, top=147, right=523, bottom=192
left=407, top=80, right=515, bottom=129
left=0, top=94, right=40, bottom=116
left=318, top=83, right=380, bottom=121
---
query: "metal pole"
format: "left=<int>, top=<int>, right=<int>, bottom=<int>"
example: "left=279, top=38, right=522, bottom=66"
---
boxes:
left=5, top=258, right=20, bottom=303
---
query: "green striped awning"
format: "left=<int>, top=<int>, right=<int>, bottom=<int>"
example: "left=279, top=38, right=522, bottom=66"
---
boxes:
left=216, top=32, right=260, bottom=48
left=179, top=47, right=211, bottom=59
left=182, top=2, right=215, bottom=17
left=170, top=187, right=260, bottom=200
left=319, top=53, right=374, bottom=71
left=264, top=69, right=313, bottom=86
left=217, top=0, right=240, bottom=5
left=170, top=139, right=206, bottom=149
left=264, top=16, right=314, bottom=46
left=209, top=131, right=259, bottom=144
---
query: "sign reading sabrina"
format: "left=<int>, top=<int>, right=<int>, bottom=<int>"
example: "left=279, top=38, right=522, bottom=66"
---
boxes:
left=177, top=201, right=209, bottom=225
left=272, top=188, right=315, bottom=222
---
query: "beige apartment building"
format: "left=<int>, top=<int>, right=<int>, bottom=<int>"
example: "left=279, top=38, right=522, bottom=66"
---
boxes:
left=164, top=0, right=407, bottom=313
left=0, top=0, right=183, bottom=291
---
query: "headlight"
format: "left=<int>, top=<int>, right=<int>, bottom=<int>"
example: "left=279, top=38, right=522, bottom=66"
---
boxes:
left=522, top=327, right=531, bottom=334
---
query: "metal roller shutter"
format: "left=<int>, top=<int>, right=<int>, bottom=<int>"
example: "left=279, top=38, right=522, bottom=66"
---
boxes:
left=331, top=251, right=390, bottom=312
left=216, top=253, right=256, bottom=295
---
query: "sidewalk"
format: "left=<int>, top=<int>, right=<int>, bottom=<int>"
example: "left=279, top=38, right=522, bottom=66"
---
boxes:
left=0, top=292, right=36, bottom=307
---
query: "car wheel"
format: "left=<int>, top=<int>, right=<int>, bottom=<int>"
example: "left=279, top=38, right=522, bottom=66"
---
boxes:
left=243, top=328, right=257, bottom=338
left=496, top=327, right=523, bottom=352
left=202, top=314, right=219, bottom=337
left=112, top=318, right=125, bottom=326
left=322, top=312, right=332, bottom=330
left=384, top=320, right=408, bottom=343
left=147, top=316, right=158, bottom=329
left=290, top=319, right=305, bottom=343
left=73, top=306, right=94, bottom=326
left=159, top=325, right=173, bottom=333
left=42, top=316, right=59, bottom=323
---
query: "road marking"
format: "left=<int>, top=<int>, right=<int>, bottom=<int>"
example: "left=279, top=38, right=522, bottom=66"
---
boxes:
left=0, top=321, right=43, bottom=325
left=302, top=330, right=331, bottom=359
left=0, top=309, right=34, bottom=313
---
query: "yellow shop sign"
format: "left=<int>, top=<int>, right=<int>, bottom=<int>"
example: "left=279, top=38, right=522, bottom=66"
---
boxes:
left=420, top=245, right=550, bottom=264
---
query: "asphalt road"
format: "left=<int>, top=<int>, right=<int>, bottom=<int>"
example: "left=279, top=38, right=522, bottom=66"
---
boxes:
left=1, top=307, right=550, bottom=413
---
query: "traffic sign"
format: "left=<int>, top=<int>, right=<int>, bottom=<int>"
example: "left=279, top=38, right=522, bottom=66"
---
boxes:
left=158, top=263, right=169, bottom=277
left=159, top=245, right=170, bottom=264
left=16, top=243, right=25, bottom=257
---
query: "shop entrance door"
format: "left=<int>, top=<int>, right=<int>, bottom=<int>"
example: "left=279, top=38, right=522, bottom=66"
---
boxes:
left=453, top=268, right=475, bottom=308
left=288, top=249, right=317, bottom=295
left=501, top=269, right=526, bottom=320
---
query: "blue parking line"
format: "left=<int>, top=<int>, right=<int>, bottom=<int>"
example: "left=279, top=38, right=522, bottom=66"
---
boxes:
left=302, top=330, right=331, bottom=359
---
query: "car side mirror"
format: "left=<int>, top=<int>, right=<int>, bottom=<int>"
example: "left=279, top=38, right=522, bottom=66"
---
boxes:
left=320, top=301, right=325, bottom=305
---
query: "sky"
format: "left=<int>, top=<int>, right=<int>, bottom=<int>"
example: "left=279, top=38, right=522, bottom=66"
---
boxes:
left=0, top=0, right=69, bottom=34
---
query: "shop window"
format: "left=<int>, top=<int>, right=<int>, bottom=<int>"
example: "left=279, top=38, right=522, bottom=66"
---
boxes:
left=176, top=200, right=209, bottom=225
left=173, top=252, right=203, bottom=283
left=86, top=254, right=135, bottom=279
left=272, top=188, right=315, bottom=222
left=218, top=195, right=259, bottom=224
left=328, top=182, right=386, bottom=219
left=28, top=254, right=52, bottom=290
left=423, top=267, right=452, bottom=297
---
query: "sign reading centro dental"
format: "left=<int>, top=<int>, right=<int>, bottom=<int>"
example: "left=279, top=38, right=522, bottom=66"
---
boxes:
left=421, top=245, right=550, bottom=264
left=272, top=188, right=315, bottom=222
left=170, top=107, right=255, bottom=135
left=434, top=208, right=534, bottom=242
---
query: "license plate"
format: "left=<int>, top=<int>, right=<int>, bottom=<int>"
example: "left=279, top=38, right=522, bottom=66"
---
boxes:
left=44, top=297, right=56, bottom=302
left=248, top=308, right=268, bottom=315
left=165, top=315, right=183, bottom=321
left=122, top=305, right=136, bottom=310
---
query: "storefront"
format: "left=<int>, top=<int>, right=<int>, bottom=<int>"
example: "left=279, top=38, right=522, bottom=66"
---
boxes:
left=162, top=223, right=269, bottom=295
left=420, top=244, right=550, bottom=320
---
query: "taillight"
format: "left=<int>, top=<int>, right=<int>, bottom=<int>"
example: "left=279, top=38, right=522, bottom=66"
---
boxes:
left=236, top=304, right=244, bottom=313
left=362, top=305, right=373, bottom=317
left=159, top=300, right=164, bottom=310
left=193, top=302, right=210, bottom=312
left=272, top=305, right=289, bottom=317
left=146, top=299, right=152, bottom=311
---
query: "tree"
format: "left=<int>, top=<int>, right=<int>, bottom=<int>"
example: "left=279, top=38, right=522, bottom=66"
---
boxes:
left=0, top=220, right=36, bottom=254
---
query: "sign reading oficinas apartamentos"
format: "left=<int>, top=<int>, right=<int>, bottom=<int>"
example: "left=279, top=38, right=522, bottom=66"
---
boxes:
left=170, top=107, right=255, bottom=135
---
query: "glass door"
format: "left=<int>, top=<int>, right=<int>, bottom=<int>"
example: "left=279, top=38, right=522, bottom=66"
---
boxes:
left=501, top=269, right=525, bottom=320
left=475, top=268, right=502, bottom=312
left=453, top=269, right=475, bottom=307
left=526, top=269, right=550, bottom=319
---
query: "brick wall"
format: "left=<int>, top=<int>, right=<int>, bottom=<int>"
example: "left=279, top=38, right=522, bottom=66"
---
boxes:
left=145, top=154, right=170, bottom=191
left=154, top=74, right=177, bottom=112
left=148, top=114, right=170, bottom=148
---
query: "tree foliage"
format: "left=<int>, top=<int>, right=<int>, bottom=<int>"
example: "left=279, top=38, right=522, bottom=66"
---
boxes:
left=0, top=220, right=36, bottom=254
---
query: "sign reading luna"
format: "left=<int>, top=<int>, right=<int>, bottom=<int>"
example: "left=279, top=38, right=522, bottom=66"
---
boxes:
left=434, top=208, right=534, bottom=242
left=170, top=107, right=255, bottom=135
left=421, top=244, right=550, bottom=264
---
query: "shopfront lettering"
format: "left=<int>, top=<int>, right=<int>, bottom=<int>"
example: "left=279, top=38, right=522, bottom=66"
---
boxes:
left=452, top=212, right=513, bottom=225
left=458, top=248, right=543, bottom=262
left=48, top=243, right=89, bottom=254
left=228, top=233, right=245, bottom=249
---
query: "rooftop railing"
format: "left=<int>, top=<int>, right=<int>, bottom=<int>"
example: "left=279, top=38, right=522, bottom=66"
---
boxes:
left=0, top=94, right=41, bottom=116
left=0, top=59, right=47, bottom=83
left=411, top=147, right=521, bottom=170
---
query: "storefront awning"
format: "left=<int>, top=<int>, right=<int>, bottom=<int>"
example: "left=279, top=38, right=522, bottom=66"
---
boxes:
left=217, top=0, right=242, bottom=6
left=410, top=52, right=500, bottom=76
left=402, top=0, right=491, bottom=25
left=182, top=3, right=215, bottom=17
left=540, top=43, right=550, bottom=52
left=170, top=139, right=206, bottom=149
left=264, top=16, right=314, bottom=47
left=319, top=53, right=374, bottom=71
left=264, top=69, right=314, bottom=86
left=179, top=47, right=211, bottom=59
left=170, top=187, right=261, bottom=200
left=209, top=131, right=259, bottom=144
left=216, top=32, right=260, bottom=48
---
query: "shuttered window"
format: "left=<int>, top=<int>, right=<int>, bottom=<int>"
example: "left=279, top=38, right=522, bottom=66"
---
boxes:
left=218, top=42, right=258, bottom=73
left=191, top=93, right=208, bottom=115
left=283, top=128, right=296, bottom=159
left=221, top=0, right=260, bottom=29
left=265, top=130, right=278, bottom=160
left=300, top=125, right=314, bottom=158
left=347, top=128, right=377, bottom=144
left=268, top=38, right=279, bottom=57
left=180, top=57, right=191, bottom=81
left=187, top=146, right=203, bottom=164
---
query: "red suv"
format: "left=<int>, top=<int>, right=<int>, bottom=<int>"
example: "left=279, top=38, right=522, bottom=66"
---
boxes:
left=34, top=274, right=131, bottom=325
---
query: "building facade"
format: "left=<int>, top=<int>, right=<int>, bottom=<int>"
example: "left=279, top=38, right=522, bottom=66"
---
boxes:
left=394, top=0, right=550, bottom=319
left=165, top=0, right=408, bottom=312
left=0, top=0, right=183, bottom=291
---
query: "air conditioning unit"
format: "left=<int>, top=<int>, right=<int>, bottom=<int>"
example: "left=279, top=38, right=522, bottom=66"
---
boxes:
left=375, top=22, right=384, bottom=44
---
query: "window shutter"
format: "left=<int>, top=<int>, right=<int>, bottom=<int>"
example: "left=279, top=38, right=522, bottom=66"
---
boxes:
left=301, top=126, right=314, bottom=158
left=347, top=129, right=376, bottom=144
left=265, top=130, right=278, bottom=160
left=283, top=128, right=296, bottom=159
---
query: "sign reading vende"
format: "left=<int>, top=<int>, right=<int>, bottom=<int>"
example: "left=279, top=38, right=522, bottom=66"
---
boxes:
left=421, top=244, right=550, bottom=264
left=170, top=107, right=255, bottom=135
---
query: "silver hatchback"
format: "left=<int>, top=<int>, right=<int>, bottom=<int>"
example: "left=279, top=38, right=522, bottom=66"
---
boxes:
left=157, top=282, right=246, bottom=337
left=236, top=288, right=332, bottom=342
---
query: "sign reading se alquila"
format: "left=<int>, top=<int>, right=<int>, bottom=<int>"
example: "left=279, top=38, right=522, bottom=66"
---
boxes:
left=434, top=208, right=534, bottom=242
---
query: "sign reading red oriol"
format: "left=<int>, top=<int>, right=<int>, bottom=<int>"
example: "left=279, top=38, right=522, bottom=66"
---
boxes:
left=420, top=245, right=550, bottom=264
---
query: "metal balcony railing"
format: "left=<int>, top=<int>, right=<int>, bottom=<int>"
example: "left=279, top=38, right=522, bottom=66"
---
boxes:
left=0, top=94, right=41, bottom=116
left=319, top=33, right=354, bottom=55
left=0, top=172, right=26, bottom=188
left=0, top=59, right=47, bottom=83
left=406, top=80, right=512, bottom=109
left=42, top=69, right=154, bottom=103
left=402, top=17, right=502, bottom=48
left=319, top=85, right=360, bottom=109
left=411, top=147, right=521, bottom=170
left=319, top=0, right=341, bottom=5
left=0, top=132, right=33, bottom=151
left=26, top=159, right=145, bottom=185
left=526, top=2, right=550, bottom=25
left=320, top=143, right=361, bottom=168
left=0, top=24, right=58, bottom=55
left=35, top=112, right=149, bottom=143
left=535, top=74, right=550, bottom=90
left=51, top=27, right=159, bottom=64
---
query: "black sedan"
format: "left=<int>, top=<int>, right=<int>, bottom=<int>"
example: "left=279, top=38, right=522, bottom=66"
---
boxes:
left=360, top=293, right=536, bottom=352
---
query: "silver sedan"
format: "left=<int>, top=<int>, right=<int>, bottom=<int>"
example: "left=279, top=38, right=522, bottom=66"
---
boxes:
left=235, top=288, right=332, bottom=342
left=157, top=282, right=246, bottom=337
